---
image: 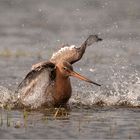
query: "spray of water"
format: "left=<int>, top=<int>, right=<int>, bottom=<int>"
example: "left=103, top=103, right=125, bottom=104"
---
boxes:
left=0, top=68, right=139, bottom=108
left=70, top=69, right=140, bottom=107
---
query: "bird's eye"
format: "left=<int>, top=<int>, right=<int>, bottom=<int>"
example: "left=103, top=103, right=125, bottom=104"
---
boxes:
left=63, top=67, right=67, bottom=70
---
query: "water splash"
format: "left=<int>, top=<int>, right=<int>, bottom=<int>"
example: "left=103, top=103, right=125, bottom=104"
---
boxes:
left=70, top=71, right=140, bottom=107
left=0, top=86, right=17, bottom=108
left=0, top=71, right=140, bottom=109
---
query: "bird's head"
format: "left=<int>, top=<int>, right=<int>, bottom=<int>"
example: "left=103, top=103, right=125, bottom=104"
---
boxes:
left=56, top=61, right=101, bottom=86
left=85, top=35, right=102, bottom=46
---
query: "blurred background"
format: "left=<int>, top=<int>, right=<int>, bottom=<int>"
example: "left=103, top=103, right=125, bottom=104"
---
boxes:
left=0, top=0, right=139, bottom=91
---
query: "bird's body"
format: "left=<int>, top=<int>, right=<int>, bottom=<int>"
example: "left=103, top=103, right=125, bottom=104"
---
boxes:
left=54, top=64, right=72, bottom=106
left=16, top=35, right=102, bottom=109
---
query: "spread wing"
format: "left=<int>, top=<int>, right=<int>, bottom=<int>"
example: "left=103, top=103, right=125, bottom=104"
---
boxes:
left=50, top=35, right=102, bottom=64
left=50, top=44, right=77, bottom=64
left=16, top=62, right=56, bottom=108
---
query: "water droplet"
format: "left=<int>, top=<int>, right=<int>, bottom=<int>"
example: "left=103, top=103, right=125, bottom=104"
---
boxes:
left=38, top=8, right=42, bottom=12
left=89, top=68, right=95, bottom=72
left=105, top=2, right=108, bottom=5
left=76, top=8, right=80, bottom=11
left=21, top=24, right=24, bottom=27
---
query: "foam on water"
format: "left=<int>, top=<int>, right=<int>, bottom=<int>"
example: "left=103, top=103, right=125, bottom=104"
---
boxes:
left=0, top=86, right=16, bottom=108
left=70, top=71, right=140, bottom=107
left=0, top=71, right=140, bottom=108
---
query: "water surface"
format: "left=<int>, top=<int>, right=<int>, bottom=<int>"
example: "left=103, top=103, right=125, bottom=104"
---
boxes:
left=0, top=0, right=140, bottom=139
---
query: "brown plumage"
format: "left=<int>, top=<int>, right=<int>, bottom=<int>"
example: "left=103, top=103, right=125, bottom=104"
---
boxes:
left=16, top=35, right=102, bottom=109
left=51, top=35, right=102, bottom=64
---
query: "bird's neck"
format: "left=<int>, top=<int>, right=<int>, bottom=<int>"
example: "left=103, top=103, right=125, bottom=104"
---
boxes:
left=53, top=68, right=72, bottom=106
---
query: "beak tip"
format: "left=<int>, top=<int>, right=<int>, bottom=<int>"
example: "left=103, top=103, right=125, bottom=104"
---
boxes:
left=91, top=81, right=101, bottom=87
left=98, top=38, right=103, bottom=41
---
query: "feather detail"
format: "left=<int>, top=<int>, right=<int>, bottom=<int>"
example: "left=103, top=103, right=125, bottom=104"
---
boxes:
left=50, top=45, right=76, bottom=63
left=50, top=35, right=102, bottom=64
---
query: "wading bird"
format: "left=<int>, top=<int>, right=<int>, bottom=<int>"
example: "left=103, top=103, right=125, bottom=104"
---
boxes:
left=16, top=35, right=102, bottom=109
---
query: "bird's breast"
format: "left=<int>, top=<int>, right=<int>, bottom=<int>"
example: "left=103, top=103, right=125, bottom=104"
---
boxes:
left=54, top=77, right=72, bottom=106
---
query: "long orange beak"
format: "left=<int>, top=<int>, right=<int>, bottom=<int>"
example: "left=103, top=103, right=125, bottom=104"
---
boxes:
left=70, top=70, right=101, bottom=86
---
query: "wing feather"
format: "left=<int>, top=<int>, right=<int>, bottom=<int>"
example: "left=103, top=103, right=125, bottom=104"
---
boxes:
left=50, top=45, right=77, bottom=63
left=50, top=35, right=102, bottom=64
left=16, top=62, right=56, bottom=108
